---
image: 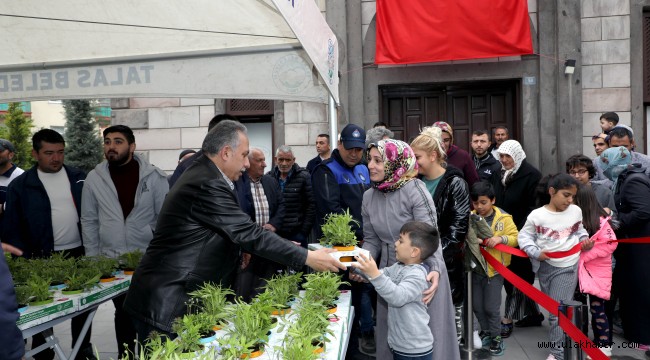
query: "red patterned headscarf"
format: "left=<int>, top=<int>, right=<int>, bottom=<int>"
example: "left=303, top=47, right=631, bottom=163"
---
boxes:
left=368, top=139, right=419, bottom=193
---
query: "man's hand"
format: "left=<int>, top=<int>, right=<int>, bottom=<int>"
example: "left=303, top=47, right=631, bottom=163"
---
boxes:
left=240, top=252, right=251, bottom=269
left=1, top=243, right=23, bottom=256
left=262, top=223, right=276, bottom=232
left=422, top=271, right=440, bottom=304
left=351, top=253, right=380, bottom=280
left=305, top=248, right=346, bottom=272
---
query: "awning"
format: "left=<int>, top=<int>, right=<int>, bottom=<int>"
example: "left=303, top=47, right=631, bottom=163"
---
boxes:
left=0, top=0, right=339, bottom=104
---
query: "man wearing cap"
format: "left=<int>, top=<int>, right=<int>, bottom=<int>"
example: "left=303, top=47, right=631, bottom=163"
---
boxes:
left=432, top=121, right=479, bottom=187
left=0, top=139, right=24, bottom=220
left=311, top=123, right=374, bottom=356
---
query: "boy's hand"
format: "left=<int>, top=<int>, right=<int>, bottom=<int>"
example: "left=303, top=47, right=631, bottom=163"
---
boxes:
left=538, top=252, right=550, bottom=261
left=485, top=236, right=502, bottom=248
left=352, top=253, right=381, bottom=280
left=581, top=239, right=595, bottom=251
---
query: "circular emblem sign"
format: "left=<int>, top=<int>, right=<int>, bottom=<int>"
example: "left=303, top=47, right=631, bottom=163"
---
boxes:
left=273, top=54, right=311, bottom=94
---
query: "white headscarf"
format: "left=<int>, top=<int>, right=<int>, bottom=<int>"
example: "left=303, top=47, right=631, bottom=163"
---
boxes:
left=496, top=140, right=526, bottom=186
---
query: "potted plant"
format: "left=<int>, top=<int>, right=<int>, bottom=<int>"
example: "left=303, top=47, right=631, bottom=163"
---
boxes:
left=118, top=249, right=143, bottom=275
left=275, top=336, right=323, bottom=359
left=187, top=282, right=234, bottom=331
left=62, top=266, right=101, bottom=295
left=7, top=256, right=31, bottom=285
left=47, top=252, right=76, bottom=287
left=90, top=256, right=119, bottom=282
left=302, top=272, right=347, bottom=313
left=217, top=335, right=259, bottom=360
left=319, top=209, right=360, bottom=262
left=289, top=301, right=334, bottom=352
left=225, top=299, right=271, bottom=358
left=26, top=274, right=53, bottom=306
left=172, top=313, right=216, bottom=354
left=14, top=284, right=32, bottom=311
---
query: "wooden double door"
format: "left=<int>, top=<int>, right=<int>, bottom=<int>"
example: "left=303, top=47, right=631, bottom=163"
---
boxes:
left=379, top=80, right=520, bottom=152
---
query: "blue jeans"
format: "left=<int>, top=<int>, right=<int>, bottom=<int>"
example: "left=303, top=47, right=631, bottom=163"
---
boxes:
left=391, top=349, right=433, bottom=360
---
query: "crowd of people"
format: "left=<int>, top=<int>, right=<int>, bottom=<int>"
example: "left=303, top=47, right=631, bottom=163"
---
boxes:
left=1, top=111, right=649, bottom=360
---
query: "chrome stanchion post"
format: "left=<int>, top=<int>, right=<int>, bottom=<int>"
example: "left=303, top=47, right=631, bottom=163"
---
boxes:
left=559, top=300, right=586, bottom=360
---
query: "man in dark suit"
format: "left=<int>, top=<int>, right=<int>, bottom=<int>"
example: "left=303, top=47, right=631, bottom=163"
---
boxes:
left=124, top=120, right=344, bottom=340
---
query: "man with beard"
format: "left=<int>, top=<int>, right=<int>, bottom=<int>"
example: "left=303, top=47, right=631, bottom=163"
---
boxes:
left=81, top=125, right=168, bottom=357
left=3, top=130, right=93, bottom=360
left=471, top=130, right=501, bottom=181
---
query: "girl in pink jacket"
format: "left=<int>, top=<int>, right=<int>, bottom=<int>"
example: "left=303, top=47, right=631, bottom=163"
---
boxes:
left=575, top=185, right=617, bottom=357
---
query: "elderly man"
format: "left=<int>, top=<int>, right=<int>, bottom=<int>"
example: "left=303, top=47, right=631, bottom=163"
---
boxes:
left=234, top=147, right=286, bottom=301
left=124, top=120, right=343, bottom=340
left=490, top=126, right=509, bottom=159
left=270, top=145, right=315, bottom=247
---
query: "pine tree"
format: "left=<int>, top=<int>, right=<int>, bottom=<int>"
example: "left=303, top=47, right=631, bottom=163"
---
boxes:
left=5, top=102, right=34, bottom=169
left=63, top=100, right=103, bottom=173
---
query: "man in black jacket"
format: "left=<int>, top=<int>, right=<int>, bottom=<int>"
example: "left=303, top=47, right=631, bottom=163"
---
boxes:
left=270, top=145, right=315, bottom=247
left=471, top=130, right=501, bottom=181
left=3, top=129, right=94, bottom=360
left=124, top=120, right=344, bottom=340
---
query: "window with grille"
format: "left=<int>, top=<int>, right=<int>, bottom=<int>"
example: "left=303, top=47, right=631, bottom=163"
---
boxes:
left=226, top=99, right=274, bottom=116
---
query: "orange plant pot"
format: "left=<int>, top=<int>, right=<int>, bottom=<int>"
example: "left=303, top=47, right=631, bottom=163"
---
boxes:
left=271, top=308, right=292, bottom=316
left=333, top=246, right=355, bottom=251
left=100, top=276, right=116, bottom=283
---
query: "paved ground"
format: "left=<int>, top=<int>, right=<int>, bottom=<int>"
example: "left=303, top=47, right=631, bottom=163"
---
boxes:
left=27, top=295, right=649, bottom=360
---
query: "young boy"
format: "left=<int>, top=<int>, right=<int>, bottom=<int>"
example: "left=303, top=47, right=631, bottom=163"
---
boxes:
left=599, top=112, right=619, bottom=134
left=469, top=181, right=519, bottom=356
left=353, top=221, right=439, bottom=360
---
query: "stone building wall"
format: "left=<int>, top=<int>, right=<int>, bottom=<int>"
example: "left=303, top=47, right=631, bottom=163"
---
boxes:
left=580, top=0, right=632, bottom=156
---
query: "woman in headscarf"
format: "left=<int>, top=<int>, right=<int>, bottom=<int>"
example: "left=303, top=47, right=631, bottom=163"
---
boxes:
left=599, top=146, right=650, bottom=349
left=487, top=139, right=544, bottom=336
left=359, top=139, right=460, bottom=360
left=410, top=126, right=470, bottom=345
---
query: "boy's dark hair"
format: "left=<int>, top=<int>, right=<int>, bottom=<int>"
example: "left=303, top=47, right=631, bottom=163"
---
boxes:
left=317, top=133, right=330, bottom=139
left=400, top=221, right=439, bottom=260
left=103, top=125, right=135, bottom=144
left=470, top=181, right=496, bottom=201
left=565, top=154, right=596, bottom=179
left=600, top=112, right=619, bottom=125
left=472, top=129, right=490, bottom=139
left=208, top=113, right=238, bottom=131
left=32, top=129, right=65, bottom=152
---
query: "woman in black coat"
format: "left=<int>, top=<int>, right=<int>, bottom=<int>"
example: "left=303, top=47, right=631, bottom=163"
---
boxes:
left=488, top=140, right=544, bottom=337
left=599, top=146, right=650, bottom=347
left=411, top=126, right=470, bottom=343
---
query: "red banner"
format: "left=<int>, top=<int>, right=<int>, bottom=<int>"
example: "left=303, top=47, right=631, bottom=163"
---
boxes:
left=375, top=0, right=534, bottom=64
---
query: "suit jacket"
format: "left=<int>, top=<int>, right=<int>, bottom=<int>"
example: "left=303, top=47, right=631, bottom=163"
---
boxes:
left=123, top=155, right=307, bottom=332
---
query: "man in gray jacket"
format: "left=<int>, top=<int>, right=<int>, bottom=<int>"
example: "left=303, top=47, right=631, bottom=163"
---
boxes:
left=81, top=125, right=169, bottom=357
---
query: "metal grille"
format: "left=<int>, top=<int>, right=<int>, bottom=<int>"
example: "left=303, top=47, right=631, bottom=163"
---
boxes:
left=227, top=99, right=273, bottom=116
left=643, top=12, right=650, bottom=103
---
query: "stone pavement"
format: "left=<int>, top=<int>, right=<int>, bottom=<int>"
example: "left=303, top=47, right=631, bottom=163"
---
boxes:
left=27, top=297, right=648, bottom=360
